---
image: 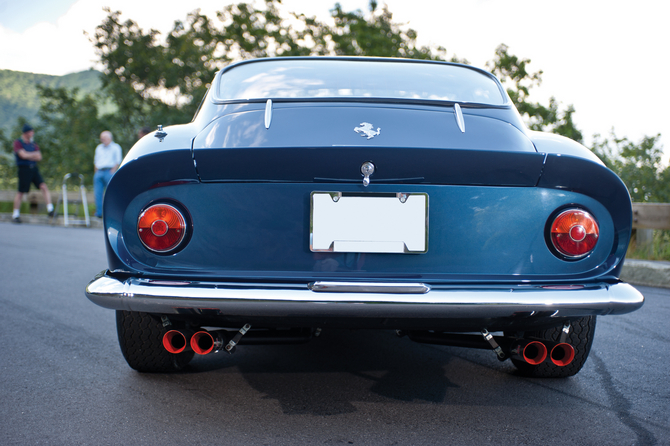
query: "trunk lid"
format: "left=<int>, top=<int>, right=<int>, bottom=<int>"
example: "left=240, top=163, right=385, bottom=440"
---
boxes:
left=192, top=104, right=541, bottom=186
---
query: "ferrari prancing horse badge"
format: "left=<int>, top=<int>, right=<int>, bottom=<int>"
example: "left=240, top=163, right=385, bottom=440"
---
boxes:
left=354, top=122, right=381, bottom=139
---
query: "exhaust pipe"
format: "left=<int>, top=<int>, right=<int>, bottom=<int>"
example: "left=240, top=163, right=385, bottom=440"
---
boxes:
left=404, top=330, right=576, bottom=367
left=162, top=329, right=193, bottom=354
left=510, top=339, right=548, bottom=365
left=190, top=330, right=228, bottom=355
left=548, top=342, right=575, bottom=367
left=511, top=340, right=575, bottom=367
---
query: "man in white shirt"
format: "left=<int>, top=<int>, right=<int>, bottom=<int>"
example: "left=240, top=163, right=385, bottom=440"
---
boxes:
left=93, top=130, right=123, bottom=218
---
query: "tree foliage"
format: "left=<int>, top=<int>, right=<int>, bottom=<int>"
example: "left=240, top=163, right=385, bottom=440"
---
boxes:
left=326, top=2, right=452, bottom=60
left=0, top=69, right=102, bottom=138
left=35, top=86, right=105, bottom=186
left=0, top=127, right=14, bottom=189
left=487, top=44, right=582, bottom=142
left=591, top=132, right=669, bottom=202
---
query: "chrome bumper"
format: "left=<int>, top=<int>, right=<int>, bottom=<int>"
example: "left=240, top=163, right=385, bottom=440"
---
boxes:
left=85, top=271, right=644, bottom=327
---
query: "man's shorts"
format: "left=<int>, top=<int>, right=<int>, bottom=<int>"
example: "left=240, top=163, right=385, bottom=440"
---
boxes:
left=17, top=165, right=45, bottom=193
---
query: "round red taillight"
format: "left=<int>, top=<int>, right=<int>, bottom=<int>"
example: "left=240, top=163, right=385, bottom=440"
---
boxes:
left=550, top=209, right=599, bottom=259
left=138, top=204, right=187, bottom=253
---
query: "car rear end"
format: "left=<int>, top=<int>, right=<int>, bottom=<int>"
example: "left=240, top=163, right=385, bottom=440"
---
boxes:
left=86, top=58, right=643, bottom=375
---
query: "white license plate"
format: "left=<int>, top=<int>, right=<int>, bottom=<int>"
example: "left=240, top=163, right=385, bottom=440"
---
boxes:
left=310, top=192, right=428, bottom=253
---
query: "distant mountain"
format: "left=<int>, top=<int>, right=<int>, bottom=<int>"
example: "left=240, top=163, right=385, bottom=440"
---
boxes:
left=0, top=69, right=103, bottom=137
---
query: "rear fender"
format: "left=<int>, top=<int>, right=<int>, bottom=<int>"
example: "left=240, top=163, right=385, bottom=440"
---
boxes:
left=102, top=149, right=199, bottom=272
left=538, top=153, right=632, bottom=277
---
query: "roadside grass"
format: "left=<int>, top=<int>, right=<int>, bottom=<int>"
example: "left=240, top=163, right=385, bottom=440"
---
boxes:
left=627, top=230, right=670, bottom=261
left=0, top=200, right=96, bottom=216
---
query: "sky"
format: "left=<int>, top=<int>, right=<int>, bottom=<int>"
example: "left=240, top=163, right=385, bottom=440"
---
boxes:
left=0, top=0, right=668, bottom=159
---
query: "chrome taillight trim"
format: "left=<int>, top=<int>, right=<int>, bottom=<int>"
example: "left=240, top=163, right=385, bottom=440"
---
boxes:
left=137, top=203, right=187, bottom=253
left=549, top=208, right=599, bottom=260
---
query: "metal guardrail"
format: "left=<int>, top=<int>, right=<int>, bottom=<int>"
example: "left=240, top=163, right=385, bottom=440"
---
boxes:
left=631, top=203, right=670, bottom=256
left=632, top=203, right=670, bottom=230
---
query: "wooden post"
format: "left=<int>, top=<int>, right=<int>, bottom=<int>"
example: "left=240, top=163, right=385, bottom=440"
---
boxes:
left=636, top=229, right=654, bottom=257
left=631, top=204, right=670, bottom=258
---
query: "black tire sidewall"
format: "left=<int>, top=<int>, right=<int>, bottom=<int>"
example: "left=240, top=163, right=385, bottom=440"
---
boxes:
left=511, top=316, right=597, bottom=378
left=116, top=310, right=194, bottom=373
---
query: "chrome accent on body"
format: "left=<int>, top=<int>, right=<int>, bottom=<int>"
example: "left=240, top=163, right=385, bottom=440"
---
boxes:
left=481, top=329, right=506, bottom=360
left=225, top=323, right=252, bottom=352
left=361, top=161, right=375, bottom=187
left=137, top=203, right=187, bottom=253
left=309, top=281, right=430, bottom=294
left=264, top=99, right=273, bottom=129
left=454, top=103, right=465, bottom=133
left=550, top=208, right=600, bottom=260
left=354, top=122, right=381, bottom=140
left=154, top=124, right=167, bottom=142
left=86, top=271, right=644, bottom=323
left=310, top=191, right=428, bottom=253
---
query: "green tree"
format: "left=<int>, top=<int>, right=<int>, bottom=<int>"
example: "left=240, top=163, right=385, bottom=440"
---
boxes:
left=591, top=132, right=668, bottom=202
left=216, top=0, right=305, bottom=58
left=35, top=86, right=105, bottom=185
left=0, top=127, right=15, bottom=189
left=89, top=8, right=212, bottom=147
left=325, top=1, right=452, bottom=61
left=487, top=44, right=583, bottom=142
left=213, top=1, right=454, bottom=60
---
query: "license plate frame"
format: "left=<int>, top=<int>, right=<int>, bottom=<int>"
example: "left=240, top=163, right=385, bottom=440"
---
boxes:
left=310, top=192, right=428, bottom=254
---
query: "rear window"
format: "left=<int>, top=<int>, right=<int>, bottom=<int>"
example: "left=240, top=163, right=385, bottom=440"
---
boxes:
left=216, top=59, right=506, bottom=105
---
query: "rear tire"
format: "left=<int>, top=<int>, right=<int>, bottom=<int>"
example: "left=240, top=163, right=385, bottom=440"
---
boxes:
left=116, top=310, right=194, bottom=373
left=510, top=316, right=597, bottom=378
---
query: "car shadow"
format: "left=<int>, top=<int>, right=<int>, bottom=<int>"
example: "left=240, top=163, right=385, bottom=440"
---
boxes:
left=182, top=329, right=464, bottom=415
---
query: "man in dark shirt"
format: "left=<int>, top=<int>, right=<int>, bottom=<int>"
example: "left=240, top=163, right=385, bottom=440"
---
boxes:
left=12, top=124, right=54, bottom=223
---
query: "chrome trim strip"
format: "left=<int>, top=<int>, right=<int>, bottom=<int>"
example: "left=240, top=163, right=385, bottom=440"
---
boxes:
left=454, top=103, right=465, bottom=133
left=309, top=281, right=430, bottom=294
left=264, top=99, right=273, bottom=129
left=309, top=192, right=428, bottom=254
left=86, top=271, right=644, bottom=320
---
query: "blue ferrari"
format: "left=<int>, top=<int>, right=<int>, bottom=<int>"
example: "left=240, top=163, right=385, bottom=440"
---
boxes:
left=86, top=57, right=643, bottom=377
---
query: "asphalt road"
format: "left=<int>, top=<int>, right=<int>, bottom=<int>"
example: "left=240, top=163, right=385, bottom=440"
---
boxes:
left=1, top=222, right=668, bottom=445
